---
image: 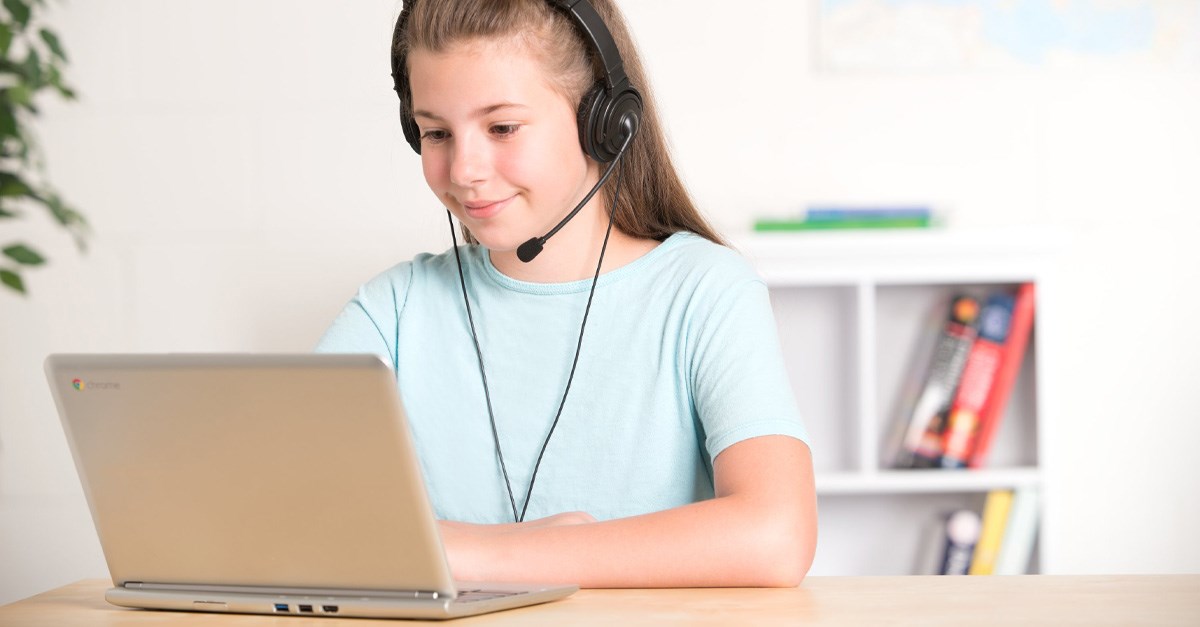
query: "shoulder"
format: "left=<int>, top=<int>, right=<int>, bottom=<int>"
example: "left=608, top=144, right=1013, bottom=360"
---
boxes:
left=654, top=232, right=765, bottom=295
left=353, top=246, right=480, bottom=304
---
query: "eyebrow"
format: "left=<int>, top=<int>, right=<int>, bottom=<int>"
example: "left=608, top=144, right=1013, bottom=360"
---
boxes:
left=412, top=102, right=528, bottom=122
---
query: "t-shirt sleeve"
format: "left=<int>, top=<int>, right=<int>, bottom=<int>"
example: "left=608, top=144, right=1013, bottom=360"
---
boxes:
left=689, top=278, right=809, bottom=462
left=313, top=263, right=413, bottom=371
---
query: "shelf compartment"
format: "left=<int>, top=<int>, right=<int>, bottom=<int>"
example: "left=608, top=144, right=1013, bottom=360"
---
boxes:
left=769, top=285, right=860, bottom=474
left=816, top=467, right=1041, bottom=495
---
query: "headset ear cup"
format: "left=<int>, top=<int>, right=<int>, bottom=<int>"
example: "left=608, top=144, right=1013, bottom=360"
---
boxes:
left=601, top=88, right=643, bottom=160
left=577, top=84, right=609, bottom=162
left=579, top=84, right=643, bottom=163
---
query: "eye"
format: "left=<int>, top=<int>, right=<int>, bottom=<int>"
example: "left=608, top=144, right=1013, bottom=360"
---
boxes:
left=420, top=128, right=450, bottom=144
left=490, top=123, right=520, bottom=138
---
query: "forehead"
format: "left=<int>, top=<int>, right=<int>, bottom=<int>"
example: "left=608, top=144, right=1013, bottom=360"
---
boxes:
left=408, top=37, right=568, bottom=115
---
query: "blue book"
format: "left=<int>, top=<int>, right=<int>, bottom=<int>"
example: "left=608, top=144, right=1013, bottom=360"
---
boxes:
left=806, top=206, right=932, bottom=222
left=994, top=485, right=1040, bottom=575
left=940, top=509, right=982, bottom=575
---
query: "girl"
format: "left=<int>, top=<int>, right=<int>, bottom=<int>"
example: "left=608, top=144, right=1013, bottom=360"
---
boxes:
left=317, top=0, right=817, bottom=588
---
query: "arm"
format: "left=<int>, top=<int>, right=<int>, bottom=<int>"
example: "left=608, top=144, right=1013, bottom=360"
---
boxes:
left=439, top=434, right=817, bottom=588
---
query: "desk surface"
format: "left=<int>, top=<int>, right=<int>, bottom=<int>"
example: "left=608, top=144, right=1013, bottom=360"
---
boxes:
left=1, top=576, right=1197, bottom=626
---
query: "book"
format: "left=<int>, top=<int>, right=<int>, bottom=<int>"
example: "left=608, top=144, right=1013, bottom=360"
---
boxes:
left=939, top=509, right=982, bottom=576
left=993, top=485, right=1040, bottom=575
left=969, top=489, right=1014, bottom=575
left=805, top=206, right=932, bottom=221
left=938, top=293, right=1016, bottom=468
left=968, top=282, right=1036, bottom=469
left=753, top=217, right=931, bottom=231
left=886, top=295, right=981, bottom=469
left=754, top=205, right=935, bottom=232
left=908, top=409, right=950, bottom=469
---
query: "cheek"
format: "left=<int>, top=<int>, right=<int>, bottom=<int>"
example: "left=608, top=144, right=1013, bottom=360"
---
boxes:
left=421, top=152, right=448, bottom=193
left=498, top=137, right=588, bottom=196
left=492, top=148, right=534, bottom=188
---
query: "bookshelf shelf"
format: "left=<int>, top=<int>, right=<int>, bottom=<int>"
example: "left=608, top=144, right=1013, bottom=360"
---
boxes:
left=816, top=468, right=1042, bottom=495
left=733, top=228, right=1056, bottom=577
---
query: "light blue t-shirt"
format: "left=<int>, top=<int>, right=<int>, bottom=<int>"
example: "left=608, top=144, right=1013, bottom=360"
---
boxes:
left=316, top=231, right=807, bottom=523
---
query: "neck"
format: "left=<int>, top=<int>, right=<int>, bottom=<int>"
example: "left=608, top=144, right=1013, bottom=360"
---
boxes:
left=488, top=206, right=657, bottom=283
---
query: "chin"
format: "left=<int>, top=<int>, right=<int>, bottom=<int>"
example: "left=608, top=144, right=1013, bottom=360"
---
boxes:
left=463, top=226, right=523, bottom=253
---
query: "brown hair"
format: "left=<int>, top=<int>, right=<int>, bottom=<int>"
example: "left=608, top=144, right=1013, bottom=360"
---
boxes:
left=392, top=0, right=727, bottom=247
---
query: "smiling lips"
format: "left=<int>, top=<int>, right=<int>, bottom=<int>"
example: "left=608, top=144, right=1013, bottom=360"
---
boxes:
left=461, top=196, right=515, bottom=219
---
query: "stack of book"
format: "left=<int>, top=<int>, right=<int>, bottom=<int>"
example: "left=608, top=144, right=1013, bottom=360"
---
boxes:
left=919, top=487, right=1041, bottom=576
left=754, top=206, right=935, bottom=231
left=884, top=283, right=1036, bottom=470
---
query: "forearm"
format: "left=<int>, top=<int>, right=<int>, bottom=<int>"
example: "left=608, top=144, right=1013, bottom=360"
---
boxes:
left=445, top=493, right=815, bottom=588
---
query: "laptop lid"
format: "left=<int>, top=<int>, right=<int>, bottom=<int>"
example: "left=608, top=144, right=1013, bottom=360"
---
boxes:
left=44, top=353, right=457, bottom=597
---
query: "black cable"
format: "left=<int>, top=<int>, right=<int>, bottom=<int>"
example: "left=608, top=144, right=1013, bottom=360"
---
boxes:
left=447, top=153, right=627, bottom=523
left=519, top=157, right=624, bottom=523
left=449, top=217, right=520, bottom=521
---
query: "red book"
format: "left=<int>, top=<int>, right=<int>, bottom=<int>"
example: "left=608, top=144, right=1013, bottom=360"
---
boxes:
left=895, top=295, right=980, bottom=468
left=940, top=292, right=1015, bottom=468
left=968, top=282, right=1036, bottom=469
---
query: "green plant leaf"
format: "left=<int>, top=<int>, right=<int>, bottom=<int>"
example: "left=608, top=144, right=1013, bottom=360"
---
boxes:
left=47, top=65, right=76, bottom=100
left=0, top=107, right=16, bottom=137
left=38, top=28, right=66, bottom=61
left=46, top=197, right=72, bottom=225
left=3, top=0, right=31, bottom=31
left=32, top=191, right=89, bottom=247
left=8, top=83, right=32, bottom=108
left=0, top=23, right=12, bottom=56
left=3, top=243, right=44, bottom=265
left=0, top=267, right=24, bottom=293
left=0, top=171, right=33, bottom=196
left=0, top=57, right=32, bottom=81
left=21, top=47, right=42, bottom=86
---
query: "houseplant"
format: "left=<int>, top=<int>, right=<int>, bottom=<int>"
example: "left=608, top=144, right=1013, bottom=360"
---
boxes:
left=1, top=0, right=86, bottom=295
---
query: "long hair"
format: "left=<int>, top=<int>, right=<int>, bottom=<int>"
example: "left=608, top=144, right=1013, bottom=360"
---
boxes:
left=392, top=0, right=727, bottom=247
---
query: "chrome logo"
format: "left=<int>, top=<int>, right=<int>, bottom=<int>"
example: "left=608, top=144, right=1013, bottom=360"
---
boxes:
left=72, top=378, right=85, bottom=391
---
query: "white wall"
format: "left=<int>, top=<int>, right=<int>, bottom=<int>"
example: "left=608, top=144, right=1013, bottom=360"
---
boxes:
left=2, top=0, right=1198, bottom=604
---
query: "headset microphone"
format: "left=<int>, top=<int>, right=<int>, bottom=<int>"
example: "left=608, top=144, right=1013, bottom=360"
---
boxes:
left=516, top=117, right=637, bottom=263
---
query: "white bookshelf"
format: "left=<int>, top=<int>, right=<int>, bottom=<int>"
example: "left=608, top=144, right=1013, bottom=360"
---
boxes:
left=733, top=228, right=1056, bottom=576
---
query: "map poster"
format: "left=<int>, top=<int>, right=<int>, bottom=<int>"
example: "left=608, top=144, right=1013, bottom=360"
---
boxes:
left=817, top=0, right=1200, bottom=72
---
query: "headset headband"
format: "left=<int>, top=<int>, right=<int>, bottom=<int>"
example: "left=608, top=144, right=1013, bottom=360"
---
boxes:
left=547, top=0, right=629, bottom=94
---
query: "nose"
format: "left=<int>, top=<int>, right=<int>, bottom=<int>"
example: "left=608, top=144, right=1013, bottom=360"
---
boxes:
left=448, top=132, right=491, bottom=188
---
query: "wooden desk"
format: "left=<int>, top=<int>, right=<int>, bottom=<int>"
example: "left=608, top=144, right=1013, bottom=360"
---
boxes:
left=1, top=576, right=1197, bottom=626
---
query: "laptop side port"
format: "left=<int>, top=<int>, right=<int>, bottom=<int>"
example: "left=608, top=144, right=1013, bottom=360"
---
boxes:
left=321, top=605, right=339, bottom=613
left=298, top=604, right=313, bottom=613
left=273, top=603, right=289, bottom=612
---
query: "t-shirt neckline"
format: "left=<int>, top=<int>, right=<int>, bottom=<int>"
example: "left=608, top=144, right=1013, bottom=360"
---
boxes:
left=479, top=231, right=694, bottom=295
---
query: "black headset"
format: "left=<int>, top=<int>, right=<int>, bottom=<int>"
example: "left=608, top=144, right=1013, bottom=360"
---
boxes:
left=390, top=0, right=643, bottom=164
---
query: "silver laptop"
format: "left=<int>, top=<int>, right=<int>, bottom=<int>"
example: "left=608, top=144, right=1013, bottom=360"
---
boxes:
left=44, top=353, right=577, bottom=619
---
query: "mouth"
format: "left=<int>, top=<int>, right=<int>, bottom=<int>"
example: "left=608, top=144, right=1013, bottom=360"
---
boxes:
left=460, top=195, right=515, bottom=220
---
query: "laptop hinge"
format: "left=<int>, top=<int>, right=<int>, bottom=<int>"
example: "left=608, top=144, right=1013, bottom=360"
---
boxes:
left=122, top=581, right=447, bottom=599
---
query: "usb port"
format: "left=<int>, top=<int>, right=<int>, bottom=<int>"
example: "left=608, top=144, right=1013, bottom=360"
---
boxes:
left=298, top=604, right=313, bottom=613
left=322, top=605, right=339, bottom=613
left=273, top=603, right=289, bottom=612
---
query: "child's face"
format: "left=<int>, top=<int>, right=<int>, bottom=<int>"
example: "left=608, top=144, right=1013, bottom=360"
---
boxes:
left=408, top=38, right=598, bottom=253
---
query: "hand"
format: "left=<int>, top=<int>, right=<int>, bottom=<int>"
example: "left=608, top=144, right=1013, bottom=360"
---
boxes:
left=439, top=511, right=595, bottom=535
left=520, top=511, right=597, bottom=528
left=437, top=511, right=596, bottom=580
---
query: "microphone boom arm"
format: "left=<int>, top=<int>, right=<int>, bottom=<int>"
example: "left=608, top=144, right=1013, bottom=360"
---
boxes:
left=517, top=127, right=635, bottom=263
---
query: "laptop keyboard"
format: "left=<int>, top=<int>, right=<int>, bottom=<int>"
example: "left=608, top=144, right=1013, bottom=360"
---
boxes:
left=455, top=590, right=522, bottom=604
